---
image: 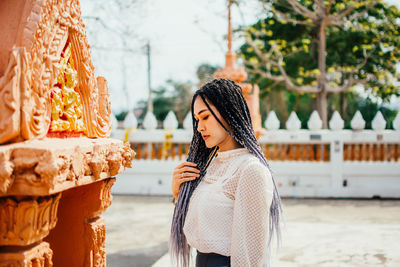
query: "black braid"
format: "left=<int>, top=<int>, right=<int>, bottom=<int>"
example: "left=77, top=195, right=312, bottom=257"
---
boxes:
left=169, top=78, right=282, bottom=267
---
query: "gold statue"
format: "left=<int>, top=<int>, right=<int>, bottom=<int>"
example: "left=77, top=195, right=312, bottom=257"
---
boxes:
left=50, top=43, right=85, bottom=133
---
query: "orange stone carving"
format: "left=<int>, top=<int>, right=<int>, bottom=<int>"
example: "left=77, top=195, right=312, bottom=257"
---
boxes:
left=0, top=0, right=135, bottom=266
left=0, top=194, right=60, bottom=246
left=0, top=0, right=112, bottom=144
left=86, top=217, right=106, bottom=267
left=0, top=138, right=134, bottom=197
left=99, top=178, right=115, bottom=213
left=44, top=178, right=118, bottom=267
left=0, top=241, right=53, bottom=267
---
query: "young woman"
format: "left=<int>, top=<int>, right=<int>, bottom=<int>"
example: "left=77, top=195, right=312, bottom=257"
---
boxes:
left=170, top=79, right=282, bottom=267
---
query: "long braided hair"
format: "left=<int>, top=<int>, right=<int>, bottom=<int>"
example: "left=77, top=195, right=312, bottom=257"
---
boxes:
left=169, top=78, right=282, bottom=267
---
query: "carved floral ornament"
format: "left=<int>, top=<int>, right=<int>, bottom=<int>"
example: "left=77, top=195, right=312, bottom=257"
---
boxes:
left=0, top=0, right=111, bottom=144
left=0, top=194, right=61, bottom=246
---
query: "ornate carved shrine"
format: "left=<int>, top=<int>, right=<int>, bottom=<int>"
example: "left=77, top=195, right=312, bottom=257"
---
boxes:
left=0, top=0, right=135, bottom=266
left=213, top=0, right=264, bottom=138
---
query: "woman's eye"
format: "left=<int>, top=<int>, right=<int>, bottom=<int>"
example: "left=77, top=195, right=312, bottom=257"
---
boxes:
left=203, top=115, right=209, bottom=120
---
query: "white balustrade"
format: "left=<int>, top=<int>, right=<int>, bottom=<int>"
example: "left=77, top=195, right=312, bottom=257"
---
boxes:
left=371, top=111, right=387, bottom=131
left=111, top=113, right=118, bottom=131
left=394, top=112, right=400, bottom=130
left=163, top=111, right=178, bottom=130
left=265, top=111, right=280, bottom=130
left=307, top=110, right=322, bottom=130
left=183, top=112, right=192, bottom=130
left=143, top=111, right=157, bottom=130
left=123, top=111, right=138, bottom=129
left=351, top=110, right=366, bottom=130
left=286, top=111, right=301, bottom=130
left=329, top=111, right=344, bottom=130
left=111, top=109, right=400, bottom=198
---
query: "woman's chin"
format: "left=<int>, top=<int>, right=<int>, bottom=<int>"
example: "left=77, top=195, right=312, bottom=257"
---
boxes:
left=204, top=141, right=214, bottom=148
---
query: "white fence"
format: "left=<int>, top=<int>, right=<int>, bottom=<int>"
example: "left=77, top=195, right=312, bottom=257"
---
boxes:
left=111, top=109, right=400, bottom=198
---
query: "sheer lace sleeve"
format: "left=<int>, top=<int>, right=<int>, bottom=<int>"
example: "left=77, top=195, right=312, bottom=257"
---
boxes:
left=230, top=161, right=274, bottom=267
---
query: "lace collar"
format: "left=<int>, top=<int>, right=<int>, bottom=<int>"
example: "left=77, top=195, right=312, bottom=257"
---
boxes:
left=215, top=147, right=249, bottom=162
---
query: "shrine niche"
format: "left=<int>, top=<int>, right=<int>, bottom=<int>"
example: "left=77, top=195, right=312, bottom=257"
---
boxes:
left=50, top=42, right=85, bottom=134
left=0, top=0, right=111, bottom=144
left=0, top=0, right=135, bottom=266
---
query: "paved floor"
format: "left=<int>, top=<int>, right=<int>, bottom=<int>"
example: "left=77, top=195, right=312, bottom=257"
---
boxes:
left=103, top=195, right=174, bottom=267
left=104, top=195, right=400, bottom=267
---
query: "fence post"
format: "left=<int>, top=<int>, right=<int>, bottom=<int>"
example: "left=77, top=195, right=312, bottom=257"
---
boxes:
left=329, top=112, right=345, bottom=194
left=330, top=137, right=344, bottom=193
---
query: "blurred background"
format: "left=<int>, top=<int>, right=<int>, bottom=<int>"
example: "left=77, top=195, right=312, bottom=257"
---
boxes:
left=80, top=0, right=400, bottom=127
left=79, top=0, right=400, bottom=266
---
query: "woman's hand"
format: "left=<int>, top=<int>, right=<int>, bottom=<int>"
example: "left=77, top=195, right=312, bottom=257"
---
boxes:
left=172, top=162, right=200, bottom=200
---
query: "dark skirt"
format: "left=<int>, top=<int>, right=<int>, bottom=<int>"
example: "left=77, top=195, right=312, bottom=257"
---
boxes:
left=196, top=250, right=231, bottom=267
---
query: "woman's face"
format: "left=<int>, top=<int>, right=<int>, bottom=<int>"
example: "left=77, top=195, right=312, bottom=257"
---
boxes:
left=193, top=96, right=240, bottom=151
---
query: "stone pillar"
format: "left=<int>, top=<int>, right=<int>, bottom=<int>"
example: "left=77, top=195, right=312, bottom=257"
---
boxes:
left=0, top=194, right=60, bottom=266
left=0, top=138, right=135, bottom=267
left=0, top=1, right=135, bottom=265
left=45, top=179, right=115, bottom=266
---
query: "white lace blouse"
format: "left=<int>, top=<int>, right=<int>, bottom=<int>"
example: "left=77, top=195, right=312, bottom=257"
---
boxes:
left=183, top=148, right=274, bottom=267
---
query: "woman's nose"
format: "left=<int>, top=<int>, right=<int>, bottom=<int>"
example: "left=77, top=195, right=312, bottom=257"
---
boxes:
left=197, top=122, right=205, bottom=132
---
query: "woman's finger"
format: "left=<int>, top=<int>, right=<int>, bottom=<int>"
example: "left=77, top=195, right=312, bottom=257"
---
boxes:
left=179, top=177, right=197, bottom=184
left=180, top=172, right=200, bottom=179
left=174, top=172, right=199, bottom=181
left=183, top=161, right=197, bottom=166
left=179, top=166, right=200, bottom=173
left=173, top=162, right=198, bottom=174
left=176, top=161, right=197, bottom=168
left=178, top=173, right=200, bottom=180
left=173, top=167, right=198, bottom=176
left=171, top=162, right=199, bottom=199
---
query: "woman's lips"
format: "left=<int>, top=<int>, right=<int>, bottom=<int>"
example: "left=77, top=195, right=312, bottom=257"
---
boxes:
left=202, top=135, right=210, bottom=140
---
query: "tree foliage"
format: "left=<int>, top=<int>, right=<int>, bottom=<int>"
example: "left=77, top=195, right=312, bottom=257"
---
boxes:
left=239, top=0, right=400, bottom=128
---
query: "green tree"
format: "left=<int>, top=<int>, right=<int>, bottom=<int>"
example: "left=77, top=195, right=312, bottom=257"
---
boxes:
left=115, top=110, right=128, bottom=121
left=138, top=80, right=194, bottom=128
left=342, top=96, right=398, bottom=129
left=240, top=0, right=400, bottom=128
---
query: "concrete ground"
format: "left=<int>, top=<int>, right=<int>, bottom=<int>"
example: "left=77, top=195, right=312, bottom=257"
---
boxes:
left=103, top=195, right=400, bottom=267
